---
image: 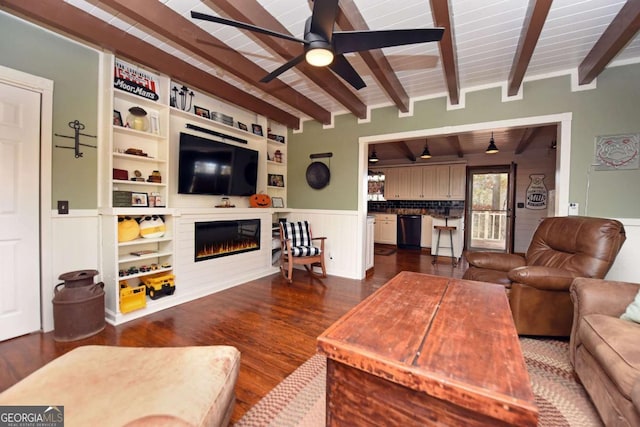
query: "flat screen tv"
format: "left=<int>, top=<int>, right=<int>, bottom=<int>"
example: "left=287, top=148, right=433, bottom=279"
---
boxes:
left=178, top=132, right=258, bottom=196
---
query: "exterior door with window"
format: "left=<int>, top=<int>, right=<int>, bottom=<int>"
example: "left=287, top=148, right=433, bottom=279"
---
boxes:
left=466, top=164, right=516, bottom=253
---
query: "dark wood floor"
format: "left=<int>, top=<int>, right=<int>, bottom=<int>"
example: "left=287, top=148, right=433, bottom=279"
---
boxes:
left=0, top=247, right=466, bottom=424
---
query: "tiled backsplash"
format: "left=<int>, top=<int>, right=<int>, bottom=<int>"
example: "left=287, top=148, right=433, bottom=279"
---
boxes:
left=368, top=200, right=464, bottom=214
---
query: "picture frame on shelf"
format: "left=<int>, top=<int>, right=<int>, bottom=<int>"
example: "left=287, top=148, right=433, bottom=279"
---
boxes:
left=131, top=192, right=149, bottom=207
left=271, top=197, right=284, bottom=208
left=194, top=106, right=210, bottom=119
left=268, top=173, right=285, bottom=188
left=113, top=110, right=123, bottom=126
left=149, top=112, right=160, bottom=134
left=238, top=122, right=248, bottom=131
left=268, top=133, right=285, bottom=143
left=252, top=124, right=263, bottom=136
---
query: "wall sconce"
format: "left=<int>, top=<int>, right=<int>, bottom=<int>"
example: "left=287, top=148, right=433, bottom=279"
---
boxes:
left=486, top=132, right=499, bottom=154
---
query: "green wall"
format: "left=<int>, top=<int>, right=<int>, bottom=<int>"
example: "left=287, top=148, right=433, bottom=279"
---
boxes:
left=288, top=63, right=640, bottom=218
left=0, top=12, right=99, bottom=209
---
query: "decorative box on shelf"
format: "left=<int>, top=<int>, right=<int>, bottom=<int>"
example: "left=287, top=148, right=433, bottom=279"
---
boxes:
left=113, top=169, right=129, bottom=180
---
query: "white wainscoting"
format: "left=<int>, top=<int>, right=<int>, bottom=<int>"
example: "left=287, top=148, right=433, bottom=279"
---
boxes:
left=43, top=210, right=100, bottom=332
left=606, top=218, right=640, bottom=284
left=284, top=209, right=361, bottom=279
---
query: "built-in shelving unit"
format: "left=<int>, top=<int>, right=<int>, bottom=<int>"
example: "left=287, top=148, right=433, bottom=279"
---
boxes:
left=266, top=131, right=287, bottom=205
left=99, top=53, right=290, bottom=324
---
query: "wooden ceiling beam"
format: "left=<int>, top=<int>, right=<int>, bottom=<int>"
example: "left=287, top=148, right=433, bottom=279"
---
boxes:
left=398, top=141, right=417, bottom=162
left=508, top=0, right=552, bottom=97
left=447, top=135, right=464, bottom=158
left=578, top=0, right=640, bottom=85
left=98, top=0, right=331, bottom=125
left=0, top=0, right=300, bottom=128
left=205, top=0, right=367, bottom=120
left=430, top=0, right=459, bottom=105
left=336, top=0, right=410, bottom=112
left=514, top=127, right=541, bottom=155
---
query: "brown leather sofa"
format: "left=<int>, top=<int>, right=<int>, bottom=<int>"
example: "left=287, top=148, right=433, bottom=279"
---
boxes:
left=570, top=277, right=640, bottom=426
left=463, top=216, right=626, bottom=336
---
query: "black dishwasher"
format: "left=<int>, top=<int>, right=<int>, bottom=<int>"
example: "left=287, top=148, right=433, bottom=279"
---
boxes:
left=397, top=215, right=422, bottom=249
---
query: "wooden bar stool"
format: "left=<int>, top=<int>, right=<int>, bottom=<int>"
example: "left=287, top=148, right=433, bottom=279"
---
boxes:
left=432, top=225, right=458, bottom=266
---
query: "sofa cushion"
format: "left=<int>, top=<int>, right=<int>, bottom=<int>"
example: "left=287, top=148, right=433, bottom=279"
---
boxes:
left=579, top=314, right=640, bottom=399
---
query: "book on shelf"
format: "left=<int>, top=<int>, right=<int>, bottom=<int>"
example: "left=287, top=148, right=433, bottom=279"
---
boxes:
left=130, top=250, right=157, bottom=256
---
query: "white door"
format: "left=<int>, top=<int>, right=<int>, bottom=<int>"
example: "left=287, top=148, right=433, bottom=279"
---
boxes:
left=0, top=82, right=41, bottom=341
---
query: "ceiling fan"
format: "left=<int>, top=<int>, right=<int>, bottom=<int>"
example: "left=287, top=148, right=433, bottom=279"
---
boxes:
left=191, top=0, right=444, bottom=90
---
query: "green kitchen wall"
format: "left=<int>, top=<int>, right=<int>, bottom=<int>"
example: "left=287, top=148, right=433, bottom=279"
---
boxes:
left=288, top=63, right=640, bottom=218
left=0, top=12, right=99, bottom=209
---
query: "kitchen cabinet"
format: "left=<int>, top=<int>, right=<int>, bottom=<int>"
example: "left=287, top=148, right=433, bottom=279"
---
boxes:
left=420, top=215, right=433, bottom=248
left=414, top=166, right=437, bottom=199
left=374, top=214, right=397, bottom=245
left=383, top=164, right=465, bottom=201
left=434, top=164, right=466, bottom=200
left=384, top=168, right=412, bottom=200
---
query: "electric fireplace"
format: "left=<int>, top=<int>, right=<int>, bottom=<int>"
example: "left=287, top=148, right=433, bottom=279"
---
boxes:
left=195, top=219, right=260, bottom=262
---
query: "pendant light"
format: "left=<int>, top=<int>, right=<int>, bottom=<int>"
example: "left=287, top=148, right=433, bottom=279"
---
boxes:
left=486, top=132, right=499, bottom=154
left=368, top=149, right=379, bottom=163
left=420, top=141, right=432, bottom=159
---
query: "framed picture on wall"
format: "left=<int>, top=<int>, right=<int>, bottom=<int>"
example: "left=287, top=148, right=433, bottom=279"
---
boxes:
left=252, top=124, right=263, bottom=136
left=268, top=174, right=284, bottom=187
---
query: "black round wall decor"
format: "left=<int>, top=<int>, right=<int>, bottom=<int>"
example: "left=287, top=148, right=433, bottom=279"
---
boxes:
left=306, top=161, right=330, bottom=189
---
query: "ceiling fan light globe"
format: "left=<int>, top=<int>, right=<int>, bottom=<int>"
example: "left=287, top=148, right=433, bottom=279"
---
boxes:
left=306, top=48, right=334, bottom=67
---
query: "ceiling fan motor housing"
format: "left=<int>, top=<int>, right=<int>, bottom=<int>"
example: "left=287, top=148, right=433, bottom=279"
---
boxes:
left=304, top=17, right=334, bottom=66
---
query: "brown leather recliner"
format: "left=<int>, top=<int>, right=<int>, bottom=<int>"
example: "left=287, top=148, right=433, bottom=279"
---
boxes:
left=569, top=278, right=640, bottom=426
left=463, top=216, right=626, bottom=336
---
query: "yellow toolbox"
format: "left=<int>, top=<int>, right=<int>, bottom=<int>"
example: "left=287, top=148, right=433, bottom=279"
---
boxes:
left=141, top=272, right=175, bottom=300
left=119, top=280, right=146, bottom=313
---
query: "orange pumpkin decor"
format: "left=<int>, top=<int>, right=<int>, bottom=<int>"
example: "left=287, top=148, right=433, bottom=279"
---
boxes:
left=250, top=193, right=271, bottom=208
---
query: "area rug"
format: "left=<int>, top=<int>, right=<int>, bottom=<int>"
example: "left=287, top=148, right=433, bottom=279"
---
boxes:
left=235, top=338, right=602, bottom=427
left=374, top=247, right=397, bottom=256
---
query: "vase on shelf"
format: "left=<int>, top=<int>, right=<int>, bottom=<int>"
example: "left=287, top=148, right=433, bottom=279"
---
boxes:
left=127, top=107, right=149, bottom=132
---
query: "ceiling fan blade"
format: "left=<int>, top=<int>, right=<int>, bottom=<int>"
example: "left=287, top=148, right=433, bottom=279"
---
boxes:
left=309, top=0, right=339, bottom=41
left=260, top=54, right=306, bottom=83
left=191, top=11, right=308, bottom=45
left=328, top=54, right=366, bottom=90
left=333, top=28, right=444, bottom=54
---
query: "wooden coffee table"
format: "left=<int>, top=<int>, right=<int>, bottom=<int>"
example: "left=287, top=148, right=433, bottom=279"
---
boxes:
left=317, top=271, right=538, bottom=426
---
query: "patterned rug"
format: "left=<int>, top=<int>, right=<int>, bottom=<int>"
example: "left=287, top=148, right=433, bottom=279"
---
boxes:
left=235, top=338, right=602, bottom=426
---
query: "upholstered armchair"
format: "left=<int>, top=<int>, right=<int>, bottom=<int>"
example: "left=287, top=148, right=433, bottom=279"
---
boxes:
left=280, top=221, right=327, bottom=283
left=569, top=278, right=640, bottom=426
left=463, top=216, right=626, bottom=336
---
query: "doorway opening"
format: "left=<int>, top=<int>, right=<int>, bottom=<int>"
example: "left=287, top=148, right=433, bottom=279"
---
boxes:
left=466, top=164, right=516, bottom=253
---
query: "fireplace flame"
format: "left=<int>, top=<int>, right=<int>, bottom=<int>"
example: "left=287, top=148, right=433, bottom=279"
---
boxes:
left=196, top=239, right=259, bottom=260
